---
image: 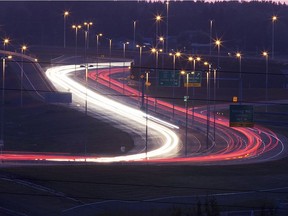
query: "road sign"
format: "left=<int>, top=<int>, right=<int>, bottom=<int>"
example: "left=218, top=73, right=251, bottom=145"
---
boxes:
left=229, top=105, right=254, bottom=127
left=158, top=70, right=180, bottom=87
left=184, top=71, right=202, bottom=87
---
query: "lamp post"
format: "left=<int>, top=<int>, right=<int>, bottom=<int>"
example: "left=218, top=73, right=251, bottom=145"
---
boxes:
left=84, top=21, right=93, bottom=49
left=21, top=45, right=27, bottom=107
left=236, top=52, right=242, bottom=103
left=169, top=51, right=181, bottom=118
left=271, top=16, right=277, bottom=60
left=209, top=20, right=213, bottom=56
left=155, top=15, right=162, bottom=48
left=1, top=55, right=12, bottom=150
left=165, top=0, right=169, bottom=53
left=159, top=37, right=165, bottom=68
left=109, top=38, right=112, bottom=87
left=263, top=51, right=269, bottom=112
left=3, top=38, right=9, bottom=51
left=63, top=11, right=69, bottom=48
left=96, top=33, right=103, bottom=83
left=133, top=20, right=137, bottom=49
left=136, top=45, right=145, bottom=104
left=72, top=24, right=81, bottom=76
left=96, top=33, right=103, bottom=57
left=123, top=42, right=129, bottom=94
left=180, top=70, right=189, bottom=157
left=215, top=39, right=221, bottom=88
left=204, top=62, right=211, bottom=149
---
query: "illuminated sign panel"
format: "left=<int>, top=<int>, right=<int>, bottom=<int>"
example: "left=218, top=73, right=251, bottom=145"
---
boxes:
left=229, top=105, right=254, bottom=127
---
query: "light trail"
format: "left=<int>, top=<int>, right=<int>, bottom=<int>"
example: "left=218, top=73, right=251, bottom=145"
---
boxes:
left=0, top=60, right=287, bottom=164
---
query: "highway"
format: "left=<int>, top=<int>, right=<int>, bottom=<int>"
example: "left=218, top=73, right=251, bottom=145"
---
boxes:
left=0, top=57, right=287, bottom=164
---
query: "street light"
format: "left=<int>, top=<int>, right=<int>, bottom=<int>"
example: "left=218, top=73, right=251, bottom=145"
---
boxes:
left=21, top=45, right=27, bottom=107
left=236, top=52, right=242, bottom=103
left=204, top=61, right=211, bottom=149
left=123, top=42, right=129, bottom=94
left=63, top=11, right=69, bottom=48
left=209, top=20, right=213, bottom=56
left=96, top=33, right=103, bottom=57
left=263, top=51, right=269, bottom=112
left=133, top=20, right=137, bottom=49
left=271, top=15, right=277, bottom=60
left=215, top=39, right=221, bottom=88
left=136, top=44, right=145, bottom=103
left=180, top=70, right=190, bottom=156
left=3, top=38, right=9, bottom=50
left=1, top=55, right=12, bottom=150
left=72, top=24, right=81, bottom=76
left=155, top=14, right=162, bottom=48
left=151, top=48, right=162, bottom=110
left=95, top=33, right=103, bottom=84
left=84, top=21, right=93, bottom=49
left=165, top=0, right=169, bottom=53
left=109, top=38, right=112, bottom=87
left=159, top=37, right=165, bottom=68
left=169, top=51, right=181, bottom=118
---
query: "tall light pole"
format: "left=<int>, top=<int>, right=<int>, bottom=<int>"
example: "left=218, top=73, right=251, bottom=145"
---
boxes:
left=263, top=51, right=269, bottom=112
left=109, top=38, right=112, bottom=87
left=215, top=39, right=221, bottom=88
left=180, top=70, right=189, bottom=156
left=151, top=47, right=160, bottom=86
left=3, top=38, right=9, bottom=51
left=72, top=24, right=81, bottom=76
left=209, top=20, right=213, bottom=56
left=63, top=11, right=69, bottom=48
left=96, top=33, right=103, bottom=83
left=123, top=42, right=129, bottom=94
left=166, top=0, right=169, bottom=53
left=84, top=21, right=93, bottom=49
left=133, top=20, right=137, bottom=49
left=155, top=15, right=162, bottom=48
left=1, top=55, right=12, bottom=151
left=236, top=52, right=242, bottom=103
left=137, top=45, right=145, bottom=103
left=21, top=45, right=27, bottom=107
left=271, top=15, right=277, bottom=60
left=159, top=37, right=165, bottom=68
left=169, top=51, right=181, bottom=118
left=204, top=62, right=211, bottom=150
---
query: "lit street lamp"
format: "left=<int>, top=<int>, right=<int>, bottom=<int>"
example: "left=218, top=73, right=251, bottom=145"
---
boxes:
left=136, top=44, right=145, bottom=102
left=96, top=33, right=103, bottom=84
left=236, top=52, right=242, bottom=103
left=1, top=55, right=12, bottom=150
left=21, top=45, right=27, bottom=107
left=169, top=51, right=181, bottom=118
left=180, top=70, right=190, bottom=156
left=109, top=38, right=112, bottom=87
left=3, top=38, right=9, bottom=50
left=204, top=61, right=211, bottom=149
left=84, top=21, right=93, bottom=49
left=215, top=39, right=221, bottom=88
left=63, top=11, right=69, bottom=48
left=133, top=20, right=137, bottom=49
left=263, top=51, right=269, bottom=112
left=72, top=24, right=81, bottom=76
left=155, top=15, right=162, bottom=48
left=123, top=42, right=129, bottom=94
left=209, top=20, right=213, bottom=56
left=271, top=15, right=277, bottom=60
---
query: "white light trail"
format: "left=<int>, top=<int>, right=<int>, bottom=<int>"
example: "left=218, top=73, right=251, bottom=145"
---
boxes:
left=45, top=62, right=180, bottom=162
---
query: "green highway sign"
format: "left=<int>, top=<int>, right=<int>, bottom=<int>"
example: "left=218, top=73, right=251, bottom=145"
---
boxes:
left=158, top=70, right=180, bottom=87
left=229, top=105, right=254, bottom=127
left=184, top=71, right=202, bottom=87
